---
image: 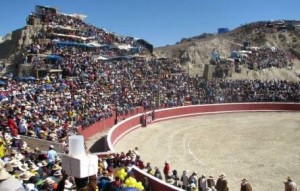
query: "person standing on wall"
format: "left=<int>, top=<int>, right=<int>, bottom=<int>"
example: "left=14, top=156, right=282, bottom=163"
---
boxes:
left=47, top=145, right=57, bottom=170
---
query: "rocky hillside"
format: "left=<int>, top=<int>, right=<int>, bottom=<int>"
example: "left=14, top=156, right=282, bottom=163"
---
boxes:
left=154, top=21, right=300, bottom=81
left=0, top=25, right=43, bottom=75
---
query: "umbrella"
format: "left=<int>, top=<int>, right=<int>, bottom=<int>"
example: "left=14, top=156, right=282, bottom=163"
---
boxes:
left=0, top=95, right=6, bottom=101
left=5, top=73, right=13, bottom=78
left=0, top=80, right=6, bottom=85
left=26, top=76, right=36, bottom=80
left=44, top=84, right=53, bottom=91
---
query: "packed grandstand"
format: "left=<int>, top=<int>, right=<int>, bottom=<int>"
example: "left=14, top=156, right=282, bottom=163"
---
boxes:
left=0, top=5, right=299, bottom=191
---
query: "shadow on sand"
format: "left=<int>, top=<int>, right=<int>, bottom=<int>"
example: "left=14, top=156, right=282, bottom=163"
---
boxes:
left=88, top=136, right=110, bottom=153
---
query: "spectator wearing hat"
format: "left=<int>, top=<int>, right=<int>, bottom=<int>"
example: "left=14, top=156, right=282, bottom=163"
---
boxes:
left=153, top=167, right=162, bottom=180
left=19, top=162, right=29, bottom=172
left=56, top=169, right=97, bottom=191
left=207, top=175, right=216, bottom=191
left=198, top=175, right=207, bottom=191
left=189, top=171, right=198, bottom=189
left=181, top=170, right=189, bottom=190
left=215, top=173, right=228, bottom=191
left=18, top=118, right=28, bottom=136
left=9, top=158, right=22, bottom=174
left=240, top=178, right=252, bottom=191
left=63, top=179, right=74, bottom=191
left=132, top=147, right=140, bottom=157
left=41, top=177, right=57, bottom=191
left=34, top=147, right=47, bottom=162
left=55, top=155, right=62, bottom=164
left=29, top=163, right=40, bottom=177
left=53, top=169, right=65, bottom=188
left=4, top=162, right=14, bottom=174
left=163, top=160, right=170, bottom=181
left=47, top=145, right=57, bottom=170
left=0, top=167, right=25, bottom=191
left=284, top=176, right=297, bottom=191
left=40, top=160, right=51, bottom=178
left=19, top=170, right=34, bottom=184
left=145, top=162, right=154, bottom=175
left=170, top=169, right=180, bottom=187
left=53, top=169, right=62, bottom=178
left=51, top=164, right=61, bottom=176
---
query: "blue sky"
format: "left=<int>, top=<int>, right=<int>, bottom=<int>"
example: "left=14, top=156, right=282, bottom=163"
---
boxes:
left=0, top=0, right=299, bottom=47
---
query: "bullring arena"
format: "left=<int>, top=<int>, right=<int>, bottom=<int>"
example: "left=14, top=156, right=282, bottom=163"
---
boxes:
left=86, top=103, right=300, bottom=191
left=114, top=112, right=300, bottom=191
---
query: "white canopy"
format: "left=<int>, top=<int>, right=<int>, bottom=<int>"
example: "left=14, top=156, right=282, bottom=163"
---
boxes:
left=115, top=44, right=133, bottom=50
left=87, top=41, right=105, bottom=47
left=52, top=33, right=95, bottom=41
left=239, top=50, right=252, bottom=54
left=48, top=25, right=78, bottom=31
left=59, top=13, right=87, bottom=21
left=95, top=56, right=108, bottom=60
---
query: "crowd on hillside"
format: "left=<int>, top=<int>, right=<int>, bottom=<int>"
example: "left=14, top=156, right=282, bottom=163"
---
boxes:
left=193, top=79, right=300, bottom=104
left=0, top=6, right=299, bottom=191
left=242, top=48, right=294, bottom=70
left=239, top=20, right=300, bottom=34
left=213, top=47, right=295, bottom=78
left=21, top=18, right=148, bottom=72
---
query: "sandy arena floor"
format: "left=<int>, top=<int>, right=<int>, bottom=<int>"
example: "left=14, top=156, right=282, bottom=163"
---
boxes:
left=114, top=112, right=300, bottom=191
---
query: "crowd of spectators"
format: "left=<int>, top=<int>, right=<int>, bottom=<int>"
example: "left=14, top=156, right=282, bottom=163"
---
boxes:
left=0, top=135, right=154, bottom=190
left=1, top=140, right=298, bottom=190
left=23, top=6, right=149, bottom=65
left=0, top=6, right=299, bottom=190
left=241, top=48, right=294, bottom=70
left=1, top=74, right=299, bottom=144
left=213, top=46, right=295, bottom=78
left=238, top=20, right=300, bottom=34
left=193, top=78, right=300, bottom=104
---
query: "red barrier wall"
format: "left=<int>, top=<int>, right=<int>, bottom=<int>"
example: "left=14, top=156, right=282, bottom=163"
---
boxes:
left=78, top=107, right=145, bottom=140
left=104, top=103, right=300, bottom=191
left=108, top=103, right=300, bottom=149
left=77, top=117, right=115, bottom=139
left=110, top=116, right=142, bottom=146
left=131, top=166, right=183, bottom=191
left=154, top=103, right=300, bottom=121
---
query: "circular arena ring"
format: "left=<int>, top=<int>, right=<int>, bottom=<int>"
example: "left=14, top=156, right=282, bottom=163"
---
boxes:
left=100, top=103, right=300, bottom=191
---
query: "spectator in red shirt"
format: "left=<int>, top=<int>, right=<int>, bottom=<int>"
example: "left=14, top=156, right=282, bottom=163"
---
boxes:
left=7, top=115, right=18, bottom=137
left=163, top=161, right=170, bottom=181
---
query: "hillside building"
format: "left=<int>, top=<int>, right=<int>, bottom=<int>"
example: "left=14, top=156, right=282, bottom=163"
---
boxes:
left=218, top=28, right=230, bottom=34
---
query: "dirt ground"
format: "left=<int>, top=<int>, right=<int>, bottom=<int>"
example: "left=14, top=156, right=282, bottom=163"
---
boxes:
left=113, top=112, right=300, bottom=191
